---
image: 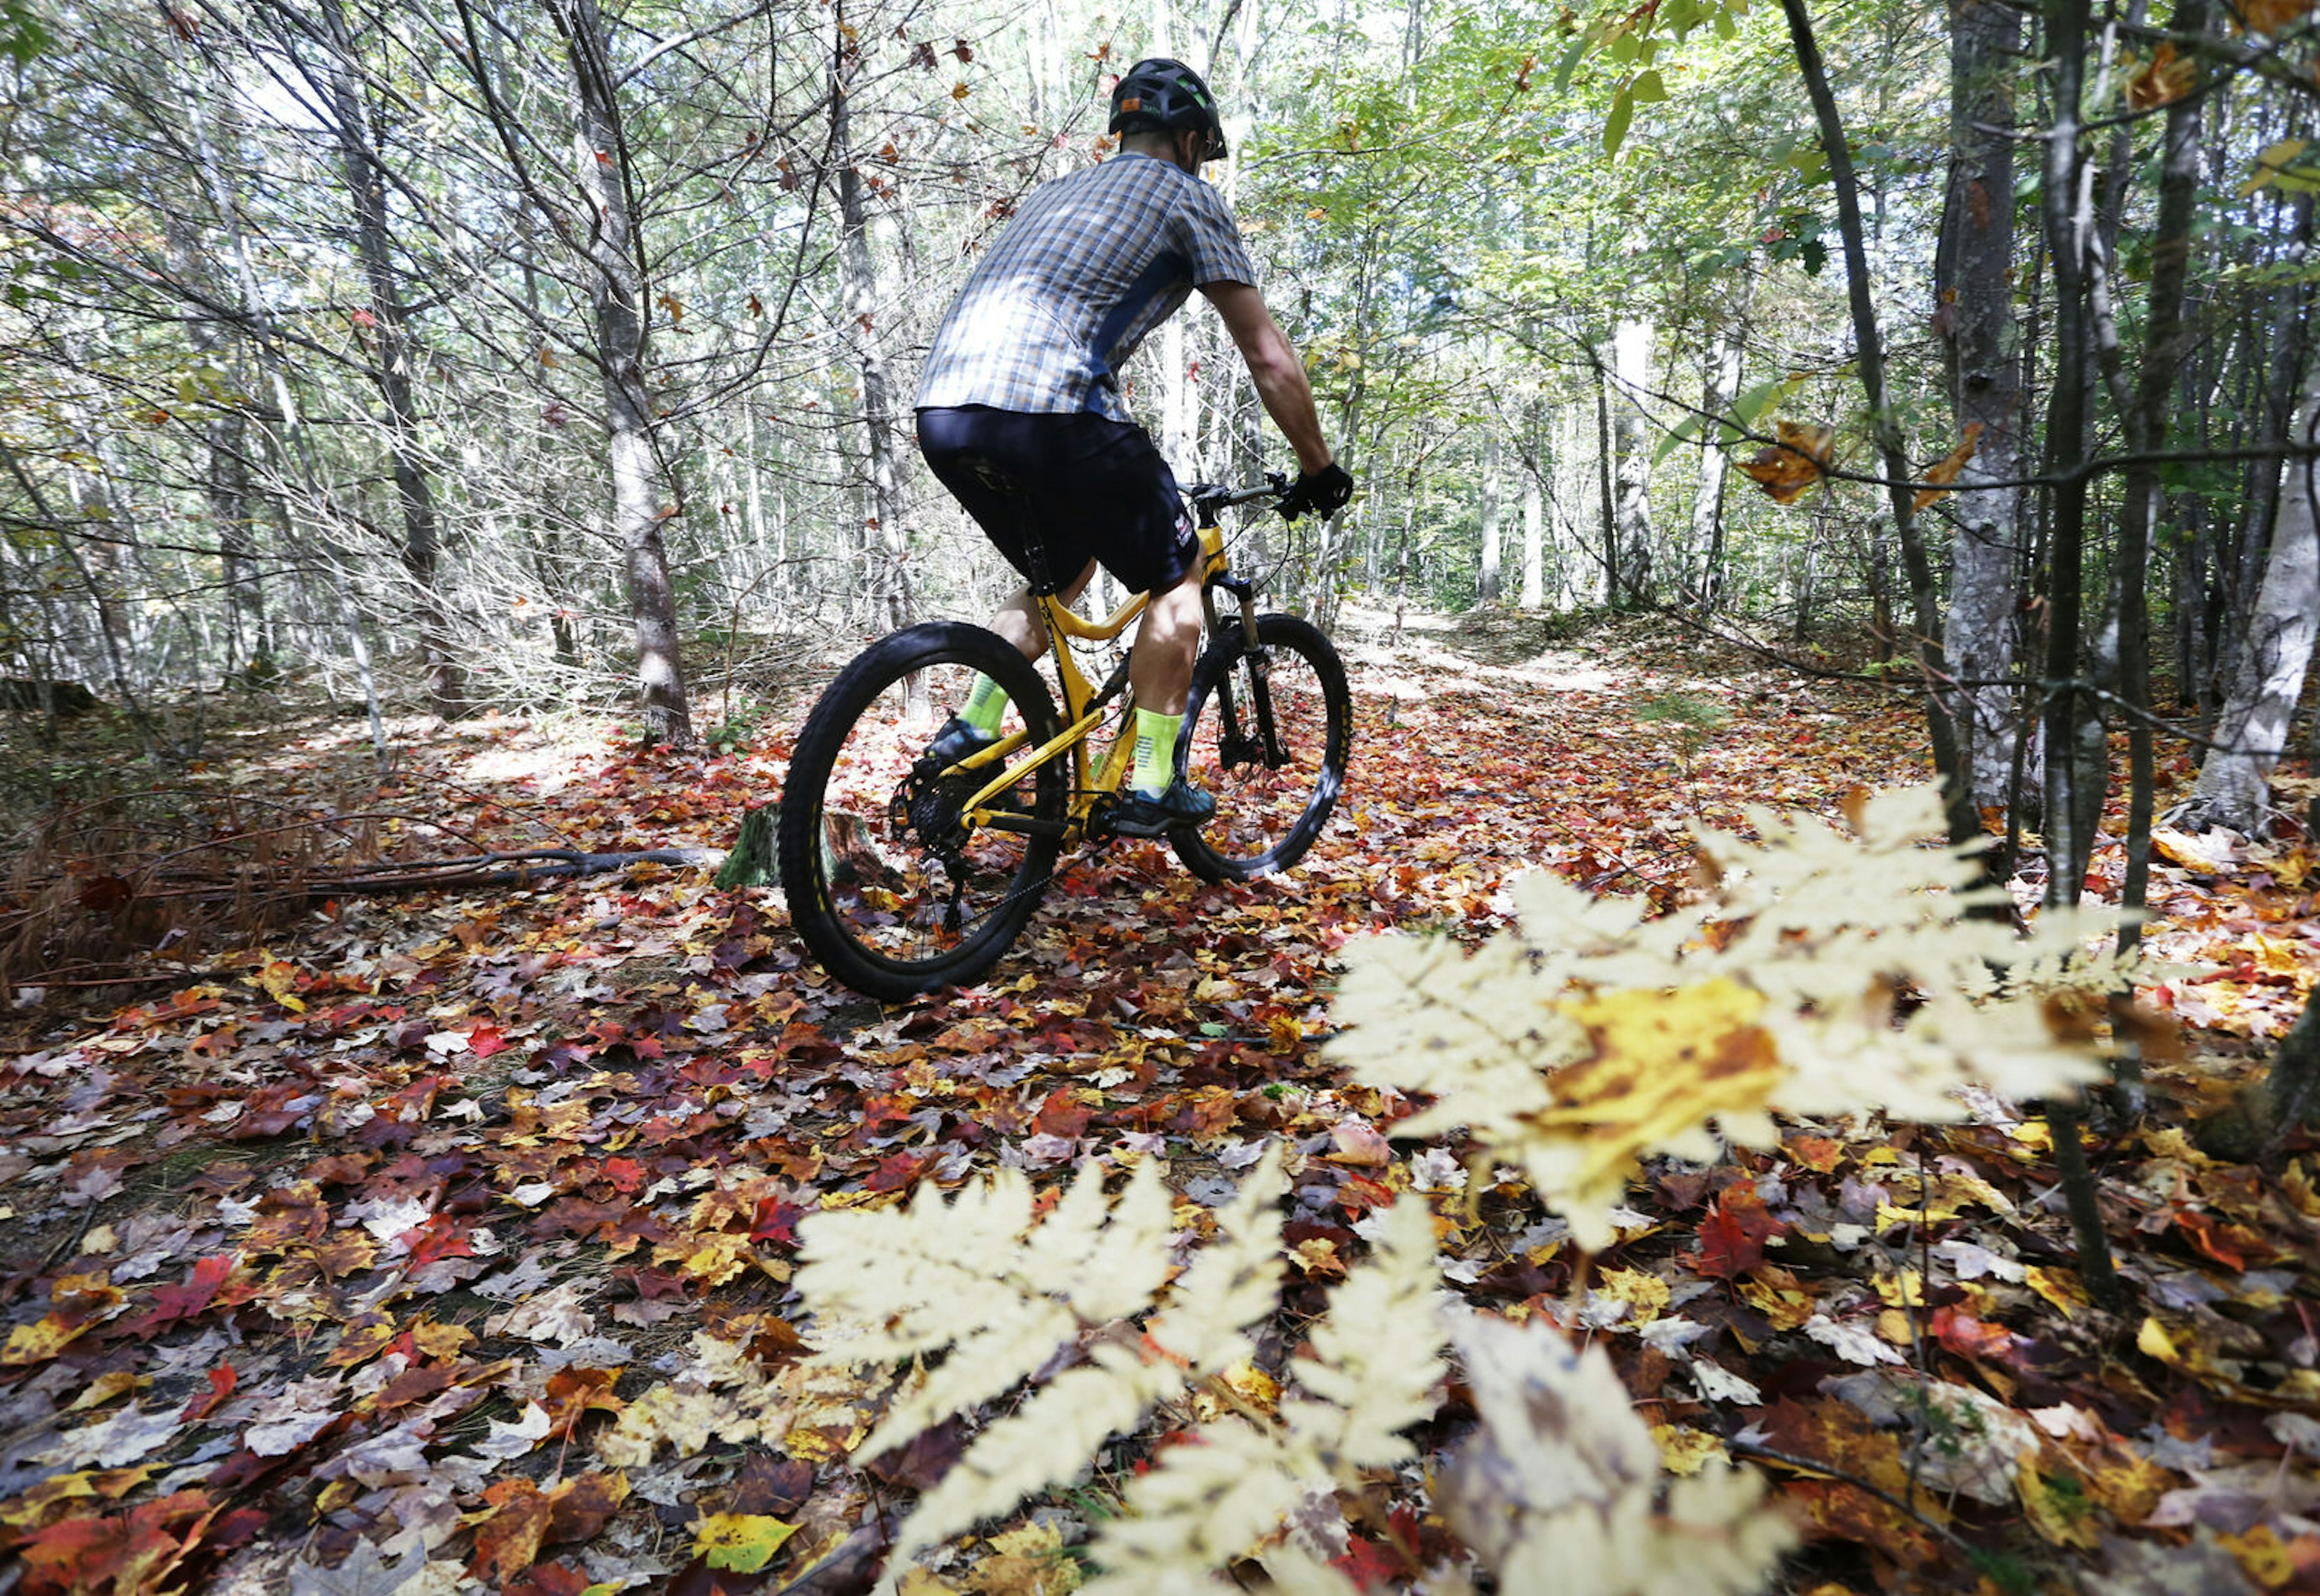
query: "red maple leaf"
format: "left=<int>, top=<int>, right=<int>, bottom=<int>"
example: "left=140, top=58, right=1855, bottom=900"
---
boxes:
left=1032, top=1089, right=1094, bottom=1139
left=1930, top=1305, right=2018, bottom=1362
left=181, top=1363, right=237, bottom=1423
left=1329, top=1535, right=1404, bottom=1592
left=865, top=1152, right=928, bottom=1194
left=749, top=1197, right=804, bottom=1247
left=398, top=1214, right=475, bottom=1268
left=1692, top=1188, right=1786, bottom=1279
left=136, top=1255, right=249, bottom=1334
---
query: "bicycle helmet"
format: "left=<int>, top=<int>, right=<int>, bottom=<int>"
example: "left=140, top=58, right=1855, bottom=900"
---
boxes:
left=1108, top=57, right=1229, bottom=162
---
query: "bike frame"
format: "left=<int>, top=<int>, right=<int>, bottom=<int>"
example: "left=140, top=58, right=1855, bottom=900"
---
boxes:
left=943, top=482, right=1279, bottom=838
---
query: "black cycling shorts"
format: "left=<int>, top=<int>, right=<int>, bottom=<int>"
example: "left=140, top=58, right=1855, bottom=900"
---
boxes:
left=917, top=406, right=1199, bottom=596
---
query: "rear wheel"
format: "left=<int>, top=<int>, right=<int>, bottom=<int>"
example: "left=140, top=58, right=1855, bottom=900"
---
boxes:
left=778, top=623, right=1066, bottom=1000
left=1170, top=613, right=1352, bottom=883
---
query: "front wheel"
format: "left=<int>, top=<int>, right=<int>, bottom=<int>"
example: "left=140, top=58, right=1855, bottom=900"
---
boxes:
left=778, top=623, right=1066, bottom=1000
left=1171, top=613, right=1352, bottom=883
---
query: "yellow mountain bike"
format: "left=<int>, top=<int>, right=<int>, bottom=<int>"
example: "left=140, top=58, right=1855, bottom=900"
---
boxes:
left=776, top=477, right=1352, bottom=1000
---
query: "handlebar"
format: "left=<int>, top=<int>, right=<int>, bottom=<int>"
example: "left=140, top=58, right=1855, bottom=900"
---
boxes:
left=1186, top=472, right=1291, bottom=526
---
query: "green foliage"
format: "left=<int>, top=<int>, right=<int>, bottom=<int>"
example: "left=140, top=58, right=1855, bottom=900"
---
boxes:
left=706, top=703, right=764, bottom=755
left=1635, top=689, right=1729, bottom=775
left=0, top=0, right=48, bottom=64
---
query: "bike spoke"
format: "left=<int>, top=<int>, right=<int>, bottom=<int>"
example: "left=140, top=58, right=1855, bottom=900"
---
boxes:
left=1181, top=630, right=1344, bottom=870
left=809, top=661, right=1040, bottom=969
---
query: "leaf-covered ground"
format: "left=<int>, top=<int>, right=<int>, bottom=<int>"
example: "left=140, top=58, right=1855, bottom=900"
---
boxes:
left=2, top=612, right=2316, bottom=1595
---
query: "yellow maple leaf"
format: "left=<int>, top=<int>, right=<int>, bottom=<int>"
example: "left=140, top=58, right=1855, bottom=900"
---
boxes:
left=1738, top=1264, right=1816, bottom=1330
left=1592, top=1266, right=1671, bottom=1325
left=2, top=1313, right=89, bottom=1366
left=256, top=959, right=306, bottom=1014
left=1529, top=980, right=1785, bottom=1247
left=1911, top=421, right=1983, bottom=511
left=2125, top=42, right=2197, bottom=109
left=693, top=1512, right=798, bottom=1573
left=2018, top=1462, right=2102, bottom=1549
left=1738, top=421, right=1835, bottom=504
left=2025, top=1264, right=2090, bottom=1320
left=1651, top=1423, right=1730, bottom=1476
left=2219, top=1524, right=2299, bottom=1588
left=0, top=1466, right=155, bottom=1529
left=2237, top=0, right=2313, bottom=35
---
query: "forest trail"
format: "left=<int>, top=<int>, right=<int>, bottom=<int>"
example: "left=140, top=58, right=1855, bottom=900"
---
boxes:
left=2, top=616, right=2316, bottom=1594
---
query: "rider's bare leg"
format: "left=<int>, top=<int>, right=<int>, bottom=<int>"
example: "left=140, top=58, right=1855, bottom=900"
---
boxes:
left=988, top=560, right=1096, bottom=658
left=1127, top=561, right=1205, bottom=716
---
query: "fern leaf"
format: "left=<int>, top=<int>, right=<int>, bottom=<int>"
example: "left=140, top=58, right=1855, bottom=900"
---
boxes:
left=1086, top=1191, right=1446, bottom=1592
left=1509, top=867, right=1704, bottom=989
left=1254, top=1546, right=1367, bottom=1596
left=1330, top=782, right=2115, bottom=1244
left=1040, top=1156, right=1177, bottom=1325
left=803, top=1160, right=1185, bottom=1463
left=796, top=1168, right=1042, bottom=1359
left=1329, top=935, right=1572, bottom=1141
left=1285, top=1193, right=1445, bottom=1470
left=1443, top=1313, right=1793, bottom=1596
left=878, top=1153, right=1287, bottom=1568
left=1146, top=1144, right=1287, bottom=1375
left=891, top=1347, right=1158, bottom=1565
left=858, top=1298, right=1080, bottom=1462
left=1081, top=1418, right=1310, bottom=1593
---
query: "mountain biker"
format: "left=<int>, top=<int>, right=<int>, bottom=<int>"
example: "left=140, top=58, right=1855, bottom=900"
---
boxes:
left=914, top=56, right=1353, bottom=837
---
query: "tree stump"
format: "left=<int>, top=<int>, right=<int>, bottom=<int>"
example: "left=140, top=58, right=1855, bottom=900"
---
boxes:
left=715, top=805, right=779, bottom=890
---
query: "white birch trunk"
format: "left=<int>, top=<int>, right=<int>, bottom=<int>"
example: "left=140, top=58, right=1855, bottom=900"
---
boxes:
left=1611, top=318, right=1655, bottom=604
left=2182, top=387, right=2320, bottom=832
left=1478, top=429, right=1503, bottom=604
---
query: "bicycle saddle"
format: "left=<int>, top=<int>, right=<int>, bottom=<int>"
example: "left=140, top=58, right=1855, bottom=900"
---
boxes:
left=958, top=454, right=1064, bottom=596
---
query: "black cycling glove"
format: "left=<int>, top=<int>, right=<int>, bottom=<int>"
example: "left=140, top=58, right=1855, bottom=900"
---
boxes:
left=1279, top=462, right=1354, bottom=521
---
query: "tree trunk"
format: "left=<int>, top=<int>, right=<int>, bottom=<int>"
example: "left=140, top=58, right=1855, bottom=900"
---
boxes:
left=1781, top=0, right=1980, bottom=853
left=556, top=0, right=693, bottom=746
left=1477, top=428, right=1503, bottom=604
left=1935, top=0, right=2032, bottom=812
left=1692, top=279, right=1750, bottom=613
left=2180, top=379, right=2319, bottom=832
left=1515, top=397, right=1549, bottom=609
left=830, top=22, right=911, bottom=634
left=2106, top=0, right=2210, bottom=960
left=1594, top=359, right=1619, bottom=604
left=2034, top=0, right=2113, bottom=904
left=319, top=0, right=468, bottom=716
left=1611, top=318, right=1654, bottom=605
left=160, top=50, right=277, bottom=684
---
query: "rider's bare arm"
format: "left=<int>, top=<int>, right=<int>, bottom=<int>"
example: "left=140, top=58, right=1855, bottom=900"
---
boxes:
left=1203, top=282, right=1334, bottom=475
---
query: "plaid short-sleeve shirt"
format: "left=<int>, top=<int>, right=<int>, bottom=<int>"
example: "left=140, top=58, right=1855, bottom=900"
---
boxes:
left=915, top=152, right=1256, bottom=421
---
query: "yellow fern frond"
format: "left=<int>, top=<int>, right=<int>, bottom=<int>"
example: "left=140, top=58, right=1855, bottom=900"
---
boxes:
left=1285, top=1193, right=1446, bottom=1469
left=891, top=1353, right=1158, bottom=1564
left=1146, top=1144, right=1287, bottom=1375
left=1443, top=1314, right=1794, bottom=1596
left=1081, top=1418, right=1310, bottom=1592
left=1330, top=782, right=2115, bottom=1244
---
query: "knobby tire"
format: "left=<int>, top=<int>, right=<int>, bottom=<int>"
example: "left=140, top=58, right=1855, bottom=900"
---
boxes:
left=778, top=623, right=1065, bottom=1000
left=1171, top=613, right=1352, bottom=882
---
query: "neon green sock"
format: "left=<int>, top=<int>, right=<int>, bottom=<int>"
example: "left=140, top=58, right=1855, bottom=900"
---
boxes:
left=960, top=674, right=1008, bottom=734
left=1130, top=707, right=1182, bottom=796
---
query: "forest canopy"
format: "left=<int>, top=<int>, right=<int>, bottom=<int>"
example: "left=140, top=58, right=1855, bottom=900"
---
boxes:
left=4, top=0, right=2312, bottom=845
